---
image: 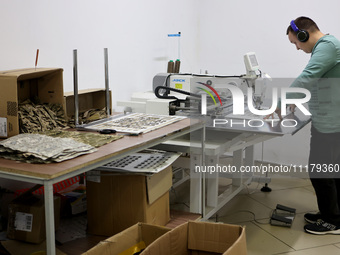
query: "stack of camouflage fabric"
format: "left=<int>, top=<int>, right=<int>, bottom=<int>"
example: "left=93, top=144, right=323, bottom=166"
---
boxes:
left=0, top=134, right=96, bottom=163
left=18, top=100, right=67, bottom=133
left=39, top=130, right=123, bottom=148
left=8, top=100, right=122, bottom=163
left=18, top=100, right=109, bottom=131
left=67, top=108, right=107, bottom=127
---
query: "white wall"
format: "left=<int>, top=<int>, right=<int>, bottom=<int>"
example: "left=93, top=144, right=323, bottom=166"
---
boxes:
left=195, top=0, right=340, bottom=77
left=1, top=0, right=340, bottom=190
left=0, top=0, right=200, bottom=190
left=0, top=0, right=199, bottom=103
left=194, top=0, right=340, bottom=166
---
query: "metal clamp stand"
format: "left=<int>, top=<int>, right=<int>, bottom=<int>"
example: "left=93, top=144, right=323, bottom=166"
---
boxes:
left=73, top=49, right=79, bottom=127
left=73, top=48, right=111, bottom=127
left=104, top=48, right=111, bottom=117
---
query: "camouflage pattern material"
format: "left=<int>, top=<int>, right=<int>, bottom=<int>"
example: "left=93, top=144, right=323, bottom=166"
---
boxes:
left=68, top=108, right=107, bottom=128
left=39, top=130, right=123, bottom=148
left=0, top=134, right=96, bottom=163
left=18, top=100, right=67, bottom=133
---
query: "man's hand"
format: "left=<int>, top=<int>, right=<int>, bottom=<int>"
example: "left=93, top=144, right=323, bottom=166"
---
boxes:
left=264, top=107, right=283, bottom=120
left=264, top=105, right=296, bottom=120
left=289, top=104, right=296, bottom=113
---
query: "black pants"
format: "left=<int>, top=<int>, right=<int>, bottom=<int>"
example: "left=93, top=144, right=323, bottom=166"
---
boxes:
left=309, top=126, right=340, bottom=226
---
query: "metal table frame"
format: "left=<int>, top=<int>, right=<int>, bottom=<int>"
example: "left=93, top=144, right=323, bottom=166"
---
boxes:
left=0, top=118, right=204, bottom=255
left=154, top=129, right=276, bottom=219
left=154, top=111, right=311, bottom=220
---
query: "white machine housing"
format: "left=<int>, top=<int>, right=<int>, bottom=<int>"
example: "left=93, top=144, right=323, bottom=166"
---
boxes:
left=117, top=52, right=268, bottom=115
left=153, top=73, right=247, bottom=102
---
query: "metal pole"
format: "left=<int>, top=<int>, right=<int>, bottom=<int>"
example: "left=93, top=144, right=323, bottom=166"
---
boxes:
left=73, top=49, right=79, bottom=126
left=104, top=48, right=110, bottom=117
left=202, top=124, right=206, bottom=217
left=44, top=180, right=56, bottom=255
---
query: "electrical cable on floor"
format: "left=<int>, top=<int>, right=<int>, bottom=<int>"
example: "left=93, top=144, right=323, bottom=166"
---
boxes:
left=214, top=210, right=272, bottom=225
left=170, top=186, right=190, bottom=208
left=170, top=186, right=178, bottom=198
left=170, top=202, right=190, bottom=208
left=243, top=182, right=261, bottom=194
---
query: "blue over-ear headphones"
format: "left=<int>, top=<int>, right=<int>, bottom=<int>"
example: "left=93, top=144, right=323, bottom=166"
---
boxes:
left=290, top=20, right=309, bottom=42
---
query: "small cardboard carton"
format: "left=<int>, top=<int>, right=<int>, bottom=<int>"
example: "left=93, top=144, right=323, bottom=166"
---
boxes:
left=86, top=166, right=172, bottom=236
left=7, top=192, right=61, bottom=244
left=141, top=221, right=247, bottom=255
left=62, top=191, right=87, bottom=215
left=64, top=88, right=112, bottom=120
left=0, top=68, right=65, bottom=137
left=82, top=222, right=171, bottom=255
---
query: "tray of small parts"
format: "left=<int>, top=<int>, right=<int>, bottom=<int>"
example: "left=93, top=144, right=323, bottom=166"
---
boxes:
left=95, top=149, right=182, bottom=174
left=78, top=112, right=186, bottom=135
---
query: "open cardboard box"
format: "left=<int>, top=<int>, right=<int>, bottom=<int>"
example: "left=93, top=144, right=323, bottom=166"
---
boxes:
left=141, top=221, right=247, bottom=255
left=0, top=68, right=65, bottom=138
left=82, top=222, right=171, bottom=255
left=86, top=166, right=172, bottom=236
left=64, top=88, right=112, bottom=120
left=7, top=191, right=61, bottom=244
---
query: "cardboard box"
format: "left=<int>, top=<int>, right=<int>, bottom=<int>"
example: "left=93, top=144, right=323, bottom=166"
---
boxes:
left=82, top=222, right=171, bottom=255
left=141, top=221, right=247, bottom=255
left=64, top=89, right=112, bottom=120
left=7, top=194, right=61, bottom=244
left=1, top=239, right=66, bottom=255
left=59, top=184, right=87, bottom=216
left=0, top=68, right=65, bottom=137
left=86, top=166, right=172, bottom=236
left=63, top=192, right=87, bottom=215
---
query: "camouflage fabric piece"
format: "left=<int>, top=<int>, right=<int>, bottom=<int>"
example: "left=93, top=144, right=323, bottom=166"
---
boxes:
left=18, top=100, right=68, bottom=133
left=68, top=108, right=107, bottom=128
left=0, top=134, right=96, bottom=163
left=38, top=130, right=123, bottom=148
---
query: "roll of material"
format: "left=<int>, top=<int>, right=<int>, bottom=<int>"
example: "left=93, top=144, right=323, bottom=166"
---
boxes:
left=174, top=59, right=181, bottom=73
left=167, top=60, right=174, bottom=73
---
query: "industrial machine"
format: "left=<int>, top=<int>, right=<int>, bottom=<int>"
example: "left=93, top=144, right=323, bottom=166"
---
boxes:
left=116, top=52, right=311, bottom=219
left=118, top=52, right=270, bottom=117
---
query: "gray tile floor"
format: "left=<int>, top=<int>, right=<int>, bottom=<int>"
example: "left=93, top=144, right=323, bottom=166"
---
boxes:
left=171, top=174, right=340, bottom=254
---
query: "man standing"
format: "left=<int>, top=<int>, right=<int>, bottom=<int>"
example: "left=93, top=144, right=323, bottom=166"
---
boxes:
left=285, top=16, right=340, bottom=234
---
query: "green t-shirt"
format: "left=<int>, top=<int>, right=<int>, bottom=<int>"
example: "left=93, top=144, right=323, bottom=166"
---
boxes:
left=288, top=35, right=340, bottom=133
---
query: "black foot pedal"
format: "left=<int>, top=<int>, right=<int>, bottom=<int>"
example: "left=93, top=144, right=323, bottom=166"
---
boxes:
left=270, top=204, right=296, bottom=227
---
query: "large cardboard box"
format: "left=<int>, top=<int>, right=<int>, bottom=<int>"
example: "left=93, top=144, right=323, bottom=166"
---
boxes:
left=7, top=194, right=61, bottom=244
left=141, top=221, right=247, bottom=255
left=86, top=166, right=172, bottom=236
left=0, top=68, right=65, bottom=137
left=82, top=222, right=171, bottom=255
left=64, top=88, right=112, bottom=120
